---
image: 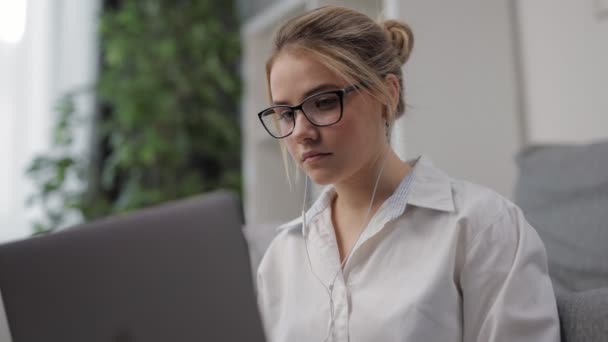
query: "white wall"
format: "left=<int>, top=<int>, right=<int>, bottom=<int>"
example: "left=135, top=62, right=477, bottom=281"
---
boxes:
left=517, top=0, right=608, bottom=144
left=394, top=0, right=523, bottom=197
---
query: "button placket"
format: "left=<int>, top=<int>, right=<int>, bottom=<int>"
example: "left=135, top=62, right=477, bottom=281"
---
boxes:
left=329, top=279, right=351, bottom=341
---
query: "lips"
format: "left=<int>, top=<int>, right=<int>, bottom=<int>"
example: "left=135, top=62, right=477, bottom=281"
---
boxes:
left=301, top=151, right=332, bottom=163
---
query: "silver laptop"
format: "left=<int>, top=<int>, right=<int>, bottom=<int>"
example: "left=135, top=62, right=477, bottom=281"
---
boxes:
left=0, top=191, right=266, bottom=342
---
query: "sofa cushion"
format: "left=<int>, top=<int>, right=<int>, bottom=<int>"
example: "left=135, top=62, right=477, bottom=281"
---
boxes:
left=514, top=140, right=608, bottom=293
left=557, top=288, right=608, bottom=342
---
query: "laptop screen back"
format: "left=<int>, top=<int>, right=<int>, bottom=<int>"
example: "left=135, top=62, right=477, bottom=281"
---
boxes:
left=0, top=191, right=266, bottom=342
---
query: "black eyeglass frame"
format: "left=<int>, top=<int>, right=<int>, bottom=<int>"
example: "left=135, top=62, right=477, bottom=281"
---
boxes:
left=257, top=82, right=366, bottom=139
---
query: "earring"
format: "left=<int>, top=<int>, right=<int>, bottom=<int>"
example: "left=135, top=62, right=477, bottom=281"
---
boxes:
left=385, top=118, right=392, bottom=143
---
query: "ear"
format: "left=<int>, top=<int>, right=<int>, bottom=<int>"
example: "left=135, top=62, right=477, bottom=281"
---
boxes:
left=384, top=74, right=400, bottom=118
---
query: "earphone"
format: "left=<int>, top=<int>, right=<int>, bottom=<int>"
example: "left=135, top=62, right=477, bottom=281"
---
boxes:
left=301, top=147, right=391, bottom=342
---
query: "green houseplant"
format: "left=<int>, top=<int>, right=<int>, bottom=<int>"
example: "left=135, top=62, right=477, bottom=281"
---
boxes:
left=27, top=0, right=242, bottom=233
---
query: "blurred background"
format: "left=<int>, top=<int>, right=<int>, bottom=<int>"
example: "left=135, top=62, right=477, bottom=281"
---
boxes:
left=1, top=0, right=607, bottom=243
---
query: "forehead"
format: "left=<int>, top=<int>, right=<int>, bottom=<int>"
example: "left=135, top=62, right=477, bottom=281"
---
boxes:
left=269, top=51, right=344, bottom=104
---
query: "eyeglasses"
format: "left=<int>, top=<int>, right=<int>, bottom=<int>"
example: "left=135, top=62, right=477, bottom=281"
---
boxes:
left=257, top=83, right=364, bottom=139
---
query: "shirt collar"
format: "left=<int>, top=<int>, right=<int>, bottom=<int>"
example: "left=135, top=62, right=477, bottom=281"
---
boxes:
left=276, top=155, right=455, bottom=233
left=406, top=155, right=455, bottom=213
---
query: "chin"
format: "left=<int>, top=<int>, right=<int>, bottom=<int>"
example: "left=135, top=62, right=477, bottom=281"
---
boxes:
left=305, top=169, right=340, bottom=185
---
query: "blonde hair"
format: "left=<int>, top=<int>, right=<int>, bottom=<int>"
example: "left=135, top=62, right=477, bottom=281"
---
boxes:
left=265, top=6, right=414, bottom=186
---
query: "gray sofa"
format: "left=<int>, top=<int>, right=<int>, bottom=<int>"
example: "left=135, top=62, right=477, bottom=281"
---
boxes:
left=514, top=140, right=608, bottom=341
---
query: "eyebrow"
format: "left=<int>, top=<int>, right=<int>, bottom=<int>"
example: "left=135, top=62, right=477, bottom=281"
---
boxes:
left=272, top=83, right=342, bottom=106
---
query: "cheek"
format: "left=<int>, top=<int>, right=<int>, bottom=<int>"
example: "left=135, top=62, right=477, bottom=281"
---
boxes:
left=341, top=110, right=380, bottom=145
left=337, top=113, right=383, bottom=162
left=284, top=139, right=299, bottom=161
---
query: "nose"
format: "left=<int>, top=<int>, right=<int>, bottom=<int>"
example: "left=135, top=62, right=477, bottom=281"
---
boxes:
left=290, top=109, right=319, bottom=143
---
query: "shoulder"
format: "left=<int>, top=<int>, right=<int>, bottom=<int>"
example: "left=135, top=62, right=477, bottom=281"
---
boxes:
left=450, top=178, right=521, bottom=231
left=445, top=179, right=549, bottom=283
left=407, top=156, right=518, bottom=229
left=444, top=177, right=537, bottom=256
left=257, top=216, right=304, bottom=277
left=451, top=177, right=544, bottom=260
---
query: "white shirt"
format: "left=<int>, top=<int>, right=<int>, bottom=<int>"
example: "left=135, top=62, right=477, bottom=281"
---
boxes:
left=256, top=155, right=561, bottom=342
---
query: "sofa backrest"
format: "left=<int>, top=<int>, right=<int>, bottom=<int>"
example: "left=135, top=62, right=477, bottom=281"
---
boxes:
left=514, top=140, right=608, bottom=293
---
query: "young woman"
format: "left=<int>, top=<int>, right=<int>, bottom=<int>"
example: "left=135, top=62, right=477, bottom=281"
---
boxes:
left=255, top=6, right=560, bottom=342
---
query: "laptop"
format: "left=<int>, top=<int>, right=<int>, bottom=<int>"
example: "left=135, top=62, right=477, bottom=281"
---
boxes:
left=0, top=191, right=266, bottom=342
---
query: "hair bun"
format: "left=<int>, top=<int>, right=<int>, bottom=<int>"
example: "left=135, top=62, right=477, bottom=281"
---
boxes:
left=382, top=20, right=414, bottom=65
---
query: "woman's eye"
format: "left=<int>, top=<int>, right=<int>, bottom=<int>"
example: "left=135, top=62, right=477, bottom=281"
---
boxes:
left=279, top=109, right=295, bottom=120
left=315, top=96, right=339, bottom=110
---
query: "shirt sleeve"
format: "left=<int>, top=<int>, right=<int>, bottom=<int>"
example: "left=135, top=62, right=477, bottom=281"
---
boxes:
left=460, top=205, right=561, bottom=342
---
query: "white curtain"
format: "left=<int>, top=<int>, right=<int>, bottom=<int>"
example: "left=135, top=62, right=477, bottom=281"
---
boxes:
left=0, top=0, right=100, bottom=242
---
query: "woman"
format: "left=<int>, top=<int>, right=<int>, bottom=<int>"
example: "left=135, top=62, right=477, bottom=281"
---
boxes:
left=255, top=6, right=560, bottom=342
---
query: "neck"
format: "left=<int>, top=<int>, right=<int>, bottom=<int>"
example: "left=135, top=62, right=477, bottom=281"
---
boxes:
left=333, top=147, right=411, bottom=215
